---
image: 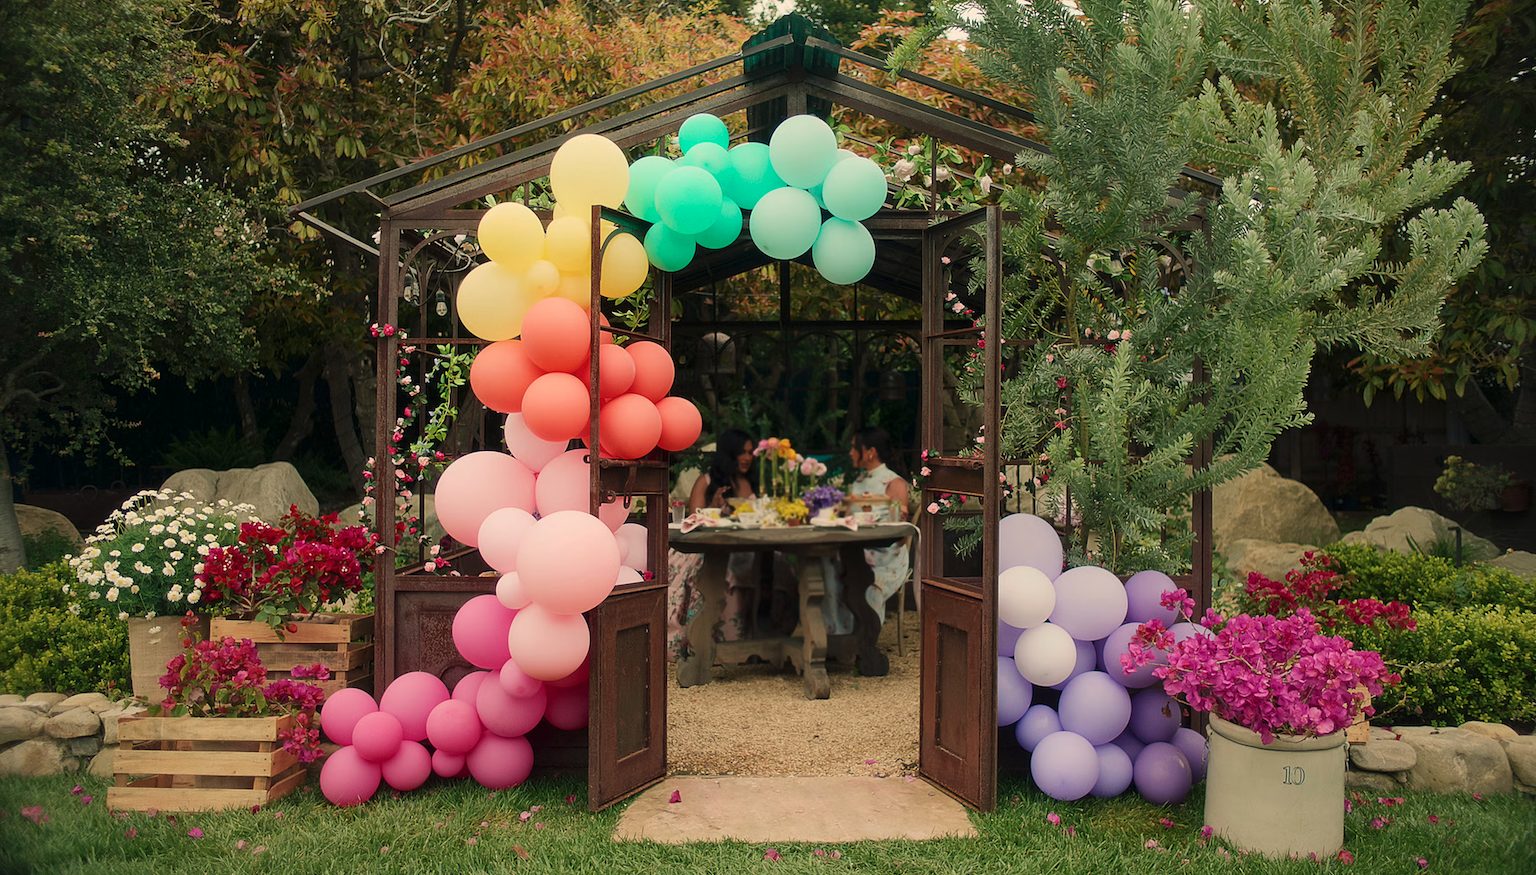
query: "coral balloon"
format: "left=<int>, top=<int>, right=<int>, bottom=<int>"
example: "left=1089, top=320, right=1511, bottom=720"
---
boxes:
left=544, top=684, right=589, bottom=730
left=477, top=506, right=537, bottom=573
left=425, top=699, right=483, bottom=755
left=452, top=671, right=490, bottom=704
left=499, top=658, right=544, bottom=698
left=379, top=671, right=450, bottom=743
left=457, top=261, right=536, bottom=342
left=655, top=396, right=703, bottom=451
left=320, top=687, right=377, bottom=746
left=466, top=733, right=535, bottom=790
left=496, top=572, right=532, bottom=610
left=451, top=593, right=517, bottom=670
left=600, top=232, right=650, bottom=299
left=434, top=451, right=535, bottom=546
left=615, top=522, right=649, bottom=571
left=475, top=674, right=547, bottom=738
left=525, top=259, right=561, bottom=296
left=518, top=511, right=621, bottom=615
left=502, top=413, right=566, bottom=472
left=381, top=741, right=432, bottom=792
left=624, top=340, right=675, bottom=401
left=521, top=372, right=590, bottom=442
left=477, top=202, right=545, bottom=272
left=598, top=393, right=662, bottom=460
left=320, top=746, right=381, bottom=807
left=432, top=749, right=467, bottom=779
left=352, top=711, right=404, bottom=764
left=533, top=449, right=632, bottom=528
left=471, top=341, right=542, bottom=414
left=593, top=344, right=636, bottom=400
left=522, top=297, right=591, bottom=374
left=549, top=133, right=629, bottom=209
left=508, top=604, right=591, bottom=681
left=543, top=216, right=592, bottom=275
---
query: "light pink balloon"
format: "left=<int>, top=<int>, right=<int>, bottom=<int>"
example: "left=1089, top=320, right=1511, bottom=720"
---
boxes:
left=518, top=511, right=621, bottom=615
left=425, top=698, right=483, bottom=755
left=477, top=507, right=537, bottom=574
left=466, top=733, right=534, bottom=790
left=379, top=671, right=450, bottom=743
left=508, top=604, right=591, bottom=681
left=544, top=683, right=589, bottom=731
left=616, top=523, right=649, bottom=571
left=319, top=687, right=378, bottom=746
left=452, top=670, right=490, bottom=704
left=496, top=572, right=532, bottom=610
left=476, top=673, right=548, bottom=738
left=381, top=740, right=432, bottom=792
left=502, top=412, right=567, bottom=472
left=320, top=746, right=382, bottom=807
left=452, top=593, right=517, bottom=670
left=532, top=448, right=632, bottom=530
left=616, top=566, right=643, bottom=586
left=547, top=655, right=590, bottom=689
left=432, top=748, right=467, bottom=779
left=435, top=451, right=535, bottom=546
left=352, top=711, right=404, bottom=764
left=499, top=658, right=545, bottom=698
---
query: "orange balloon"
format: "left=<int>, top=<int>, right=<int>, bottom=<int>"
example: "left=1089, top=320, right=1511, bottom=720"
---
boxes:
left=521, top=372, right=591, bottom=442
left=470, top=341, right=543, bottom=414
left=598, top=394, right=662, bottom=460
left=624, top=340, right=675, bottom=402
left=598, top=313, right=616, bottom=344
left=655, top=396, right=703, bottom=452
left=522, top=297, right=592, bottom=375
left=596, top=344, right=636, bottom=399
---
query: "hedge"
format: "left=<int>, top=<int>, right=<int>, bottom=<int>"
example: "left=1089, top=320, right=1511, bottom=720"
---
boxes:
left=0, top=562, right=129, bottom=695
left=1323, top=542, right=1536, bottom=614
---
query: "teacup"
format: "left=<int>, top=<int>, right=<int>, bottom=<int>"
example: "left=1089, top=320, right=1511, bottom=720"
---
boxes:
left=698, top=507, right=722, bottom=521
left=735, top=511, right=763, bottom=527
left=852, top=511, right=879, bottom=525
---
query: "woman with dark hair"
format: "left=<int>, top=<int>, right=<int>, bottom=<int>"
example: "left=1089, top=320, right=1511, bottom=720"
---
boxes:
left=688, top=428, right=757, bottom=513
left=668, top=429, right=758, bottom=658
left=822, top=426, right=912, bottom=636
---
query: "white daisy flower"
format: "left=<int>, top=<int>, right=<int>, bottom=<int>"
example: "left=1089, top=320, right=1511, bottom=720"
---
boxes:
left=131, top=543, right=145, bottom=553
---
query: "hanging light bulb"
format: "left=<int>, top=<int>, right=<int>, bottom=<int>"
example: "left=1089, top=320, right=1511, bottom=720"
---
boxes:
left=434, top=287, right=448, bottom=318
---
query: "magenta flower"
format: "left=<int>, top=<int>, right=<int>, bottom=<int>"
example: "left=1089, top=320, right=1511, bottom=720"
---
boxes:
left=1046, top=812, right=1061, bottom=826
left=188, top=827, right=204, bottom=839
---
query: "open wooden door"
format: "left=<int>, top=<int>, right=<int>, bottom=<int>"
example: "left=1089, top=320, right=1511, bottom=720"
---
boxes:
left=917, top=206, right=1004, bottom=811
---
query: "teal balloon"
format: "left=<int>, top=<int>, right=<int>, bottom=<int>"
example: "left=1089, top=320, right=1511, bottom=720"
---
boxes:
left=725, top=142, right=784, bottom=209
left=679, top=113, right=729, bottom=153
left=769, top=114, right=838, bottom=189
left=654, top=166, right=723, bottom=236
left=679, top=141, right=730, bottom=177
left=749, top=187, right=822, bottom=260
left=644, top=223, right=697, bottom=272
left=696, top=198, right=743, bottom=250
left=811, top=218, right=875, bottom=285
left=625, top=156, right=674, bottom=224
left=822, top=155, right=888, bottom=222
left=808, top=149, right=857, bottom=211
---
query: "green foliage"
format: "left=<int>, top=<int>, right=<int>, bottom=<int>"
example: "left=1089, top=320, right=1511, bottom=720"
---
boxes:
left=1433, top=455, right=1515, bottom=511
left=20, top=530, right=79, bottom=570
left=1324, top=542, right=1536, bottom=613
left=160, top=426, right=265, bottom=473
left=0, top=562, right=130, bottom=695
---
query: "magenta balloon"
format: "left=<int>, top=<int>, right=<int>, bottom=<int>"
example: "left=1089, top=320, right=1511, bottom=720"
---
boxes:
left=466, top=733, right=535, bottom=790
left=616, top=522, right=649, bottom=571
left=1030, top=730, right=1100, bottom=801
left=452, top=671, right=490, bottom=704
left=425, top=698, right=483, bottom=755
left=320, top=746, right=382, bottom=807
left=543, top=683, right=590, bottom=731
left=517, top=510, right=621, bottom=615
left=352, top=711, right=404, bottom=764
left=1113, top=730, right=1146, bottom=762
left=533, top=449, right=631, bottom=529
left=502, top=412, right=567, bottom=472
left=1129, top=688, right=1181, bottom=743
left=547, top=655, right=590, bottom=689
left=1091, top=743, right=1135, bottom=798
left=1134, top=742, right=1193, bottom=805
left=1050, top=638, right=1100, bottom=691
left=508, top=604, right=590, bottom=681
left=1101, top=621, right=1166, bottom=688
left=496, top=572, right=532, bottom=610
left=452, top=593, right=517, bottom=670
left=1049, top=566, right=1129, bottom=641
left=477, top=507, right=536, bottom=574
left=476, top=673, right=547, bottom=738
left=381, top=740, right=433, bottom=792
left=998, top=620, right=1024, bottom=657
left=432, top=748, right=467, bottom=779
left=1059, top=671, right=1133, bottom=745
left=997, top=657, right=1033, bottom=726
left=1171, top=727, right=1208, bottom=782
left=997, top=513, right=1064, bottom=579
left=378, top=671, right=450, bottom=742
left=499, top=658, right=544, bottom=698
left=435, top=451, right=535, bottom=546
left=1124, top=570, right=1179, bottom=625
left=320, top=687, right=378, bottom=745
left=1014, top=704, right=1062, bottom=752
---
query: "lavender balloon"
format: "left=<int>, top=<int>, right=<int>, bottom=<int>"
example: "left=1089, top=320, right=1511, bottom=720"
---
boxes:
left=1124, top=570, right=1179, bottom=625
left=1058, top=671, right=1132, bottom=745
left=1171, top=726, right=1208, bottom=782
left=1048, top=566, right=1128, bottom=641
left=1134, top=742, right=1193, bottom=804
left=1091, top=743, right=1134, bottom=798
left=1050, top=638, right=1099, bottom=691
left=1030, top=730, right=1100, bottom=801
left=1014, top=704, right=1061, bottom=752
left=997, top=619, right=1024, bottom=658
left=998, top=513, right=1064, bottom=580
left=1101, top=622, right=1164, bottom=688
left=997, top=657, right=1033, bottom=726
left=1112, top=730, right=1145, bottom=762
left=1129, top=688, right=1181, bottom=743
left=1170, top=621, right=1214, bottom=646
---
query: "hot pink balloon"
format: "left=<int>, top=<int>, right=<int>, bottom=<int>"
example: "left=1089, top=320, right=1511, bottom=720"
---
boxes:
left=466, top=733, right=534, bottom=790
left=533, top=448, right=632, bottom=529
left=435, top=451, right=535, bottom=546
left=476, top=673, right=548, bottom=738
left=320, top=687, right=378, bottom=746
left=379, top=671, right=450, bottom=742
left=502, top=413, right=567, bottom=472
left=544, top=683, right=589, bottom=731
left=452, top=670, right=490, bottom=704
left=320, top=746, right=382, bottom=807
left=352, top=711, right=404, bottom=764
left=547, top=655, right=590, bottom=689
left=477, top=507, right=536, bottom=574
left=496, top=572, right=533, bottom=610
left=615, top=523, right=649, bottom=571
left=425, top=698, right=483, bottom=755
left=452, top=593, right=517, bottom=670
left=499, top=658, right=544, bottom=698
left=432, top=748, right=467, bottom=779
left=518, top=511, right=621, bottom=615
left=381, top=740, right=432, bottom=792
left=508, top=604, right=591, bottom=681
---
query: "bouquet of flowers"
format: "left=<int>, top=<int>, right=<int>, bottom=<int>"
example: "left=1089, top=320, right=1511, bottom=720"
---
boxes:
left=66, top=490, right=255, bottom=620
left=754, top=437, right=829, bottom=500
left=802, top=485, right=846, bottom=516
left=771, top=497, right=810, bottom=524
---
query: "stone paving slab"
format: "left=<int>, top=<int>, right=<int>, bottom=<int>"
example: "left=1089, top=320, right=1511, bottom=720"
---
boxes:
left=614, top=776, right=977, bottom=843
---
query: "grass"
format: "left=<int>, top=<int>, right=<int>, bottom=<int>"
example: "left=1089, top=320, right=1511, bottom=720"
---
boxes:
left=1, top=773, right=1532, bottom=874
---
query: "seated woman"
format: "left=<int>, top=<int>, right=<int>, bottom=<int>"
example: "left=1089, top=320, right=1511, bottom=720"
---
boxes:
left=666, top=429, right=759, bottom=658
left=823, top=427, right=912, bottom=636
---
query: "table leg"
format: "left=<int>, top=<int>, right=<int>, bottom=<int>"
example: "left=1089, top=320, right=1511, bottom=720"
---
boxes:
left=840, top=544, right=890, bottom=677
left=795, top=551, right=832, bottom=699
left=677, top=552, right=729, bottom=687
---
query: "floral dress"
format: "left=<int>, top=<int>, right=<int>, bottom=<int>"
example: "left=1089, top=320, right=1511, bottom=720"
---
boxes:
left=665, top=475, right=754, bottom=660
left=844, top=464, right=912, bottom=622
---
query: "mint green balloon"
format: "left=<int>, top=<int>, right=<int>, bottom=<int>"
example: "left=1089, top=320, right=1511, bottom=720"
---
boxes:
left=811, top=218, right=875, bottom=285
left=679, top=113, right=729, bottom=153
left=654, top=166, right=722, bottom=236
left=625, top=155, right=674, bottom=223
left=822, top=155, right=888, bottom=222
left=725, top=142, right=784, bottom=209
left=679, top=141, right=730, bottom=177
left=644, top=223, right=696, bottom=272
left=769, top=114, right=838, bottom=189
left=696, top=198, right=743, bottom=250
left=809, top=149, right=857, bottom=211
left=749, top=187, right=822, bottom=260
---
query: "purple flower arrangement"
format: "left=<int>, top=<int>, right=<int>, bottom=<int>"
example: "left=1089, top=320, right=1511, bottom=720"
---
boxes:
left=801, top=485, right=846, bottom=515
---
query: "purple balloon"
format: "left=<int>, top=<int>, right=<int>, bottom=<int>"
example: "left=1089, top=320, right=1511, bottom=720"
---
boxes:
left=1058, top=671, right=1132, bottom=745
left=1100, top=622, right=1165, bottom=688
left=1049, top=566, right=1128, bottom=641
left=1112, top=730, right=1145, bottom=762
left=998, top=620, right=1024, bottom=658
left=1030, top=730, right=1100, bottom=801
left=1091, top=743, right=1134, bottom=798
left=1170, top=621, right=1213, bottom=646
left=1014, top=704, right=1061, bottom=752
left=1129, top=688, right=1181, bottom=743
left=1124, top=570, right=1179, bottom=625
left=1134, top=742, right=1193, bottom=804
left=998, top=513, right=1064, bottom=580
left=997, top=657, right=1033, bottom=726
left=1050, top=638, right=1099, bottom=691
left=1171, top=727, right=1208, bottom=782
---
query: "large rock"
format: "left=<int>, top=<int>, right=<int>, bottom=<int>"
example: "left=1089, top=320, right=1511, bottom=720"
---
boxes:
left=0, top=694, right=23, bottom=707
left=1400, top=728, right=1514, bottom=795
left=1460, top=721, right=1518, bottom=742
left=88, top=748, right=116, bottom=780
left=24, top=692, right=67, bottom=710
left=0, top=738, right=68, bottom=776
left=15, top=504, right=83, bottom=550
left=1349, top=739, right=1417, bottom=773
left=50, top=692, right=111, bottom=715
left=1501, top=737, right=1536, bottom=793
left=100, top=704, right=147, bottom=746
left=1340, top=507, right=1500, bottom=561
left=162, top=462, right=318, bottom=522
left=43, top=708, right=100, bottom=739
left=1345, top=769, right=1402, bottom=793
left=1212, top=464, right=1340, bottom=557
left=1224, top=539, right=1319, bottom=580
left=0, top=706, right=46, bottom=743
left=1487, top=550, right=1536, bottom=579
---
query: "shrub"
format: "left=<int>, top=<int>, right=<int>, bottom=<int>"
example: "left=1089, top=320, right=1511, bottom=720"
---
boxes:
left=0, top=562, right=129, bottom=695
left=1324, top=543, right=1536, bottom=614
left=21, top=529, right=79, bottom=568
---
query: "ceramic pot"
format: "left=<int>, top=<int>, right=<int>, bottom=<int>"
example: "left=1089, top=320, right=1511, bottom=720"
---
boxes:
left=1204, top=714, right=1346, bottom=858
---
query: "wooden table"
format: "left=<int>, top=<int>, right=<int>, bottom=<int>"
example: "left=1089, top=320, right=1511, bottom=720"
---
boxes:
left=671, top=522, right=914, bottom=699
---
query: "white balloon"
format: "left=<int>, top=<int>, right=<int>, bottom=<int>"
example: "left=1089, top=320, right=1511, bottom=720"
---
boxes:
left=495, top=572, right=532, bottom=610
left=998, top=565, right=1057, bottom=629
left=1049, top=565, right=1129, bottom=641
left=1013, top=623, right=1078, bottom=687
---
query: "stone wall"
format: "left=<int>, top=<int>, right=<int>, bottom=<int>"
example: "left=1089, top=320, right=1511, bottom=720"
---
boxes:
left=0, top=693, right=145, bottom=779
left=1346, top=723, right=1533, bottom=796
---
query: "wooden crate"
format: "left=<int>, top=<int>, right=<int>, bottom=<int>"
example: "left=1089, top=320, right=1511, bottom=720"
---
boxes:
left=211, top=614, right=373, bottom=698
left=107, top=716, right=307, bottom=812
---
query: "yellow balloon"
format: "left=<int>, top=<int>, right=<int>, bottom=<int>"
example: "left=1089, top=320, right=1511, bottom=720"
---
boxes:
left=549, top=134, right=630, bottom=209
left=555, top=272, right=596, bottom=309
left=457, top=261, right=535, bottom=341
left=476, top=203, right=545, bottom=271
left=544, top=216, right=592, bottom=274
left=525, top=259, right=561, bottom=297
left=600, top=233, right=650, bottom=299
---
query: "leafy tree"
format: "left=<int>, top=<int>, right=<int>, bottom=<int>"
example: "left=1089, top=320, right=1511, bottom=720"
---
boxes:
left=798, top=0, right=933, bottom=44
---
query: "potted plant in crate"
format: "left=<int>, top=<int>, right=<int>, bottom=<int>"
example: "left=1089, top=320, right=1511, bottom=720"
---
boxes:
left=66, top=490, right=256, bottom=698
left=1434, top=455, right=1525, bottom=512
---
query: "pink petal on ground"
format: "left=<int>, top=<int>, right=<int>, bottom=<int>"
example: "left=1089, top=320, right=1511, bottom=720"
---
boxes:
left=519, top=811, right=532, bottom=822
left=21, top=806, right=46, bottom=825
left=1417, top=859, right=1429, bottom=870
left=187, top=828, right=204, bottom=839
left=1200, top=825, right=1214, bottom=839
left=236, top=840, right=247, bottom=850
left=1046, top=812, right=1061, bottom=826
left=863, top=759, right=877, bottom=765
left=763, top=848, right=782, bottom=862
left=125, top=828, right=138, bottom=839
left=70, top=785, right=83, bottom=796
left=1064, top=826, right=1077, bottom=838
left=1145, top=839, right=1159, bottom=849
left=1159, top=818, right=1175, bottom=829
left=830, top=850, right=842, bottom=860
left=533, top=822, right=545, bottom=830
left=1337, top=850, right=1355, bottom=865
left=80, top=796, right=93, bottom=806
left=669, top=790, right=682, bottom=804
left=565, top=794, right=578, bottom=805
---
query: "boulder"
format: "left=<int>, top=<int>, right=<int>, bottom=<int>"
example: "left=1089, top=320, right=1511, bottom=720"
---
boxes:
left=1487, top=550, right=1536, bottom=579
left=1340, top=507, right=1500, bottom=561
left=43, top=708, right=100, bottom=739
left=1224, top=539, right=1318, bottom=581
left=0, top=738, right=67, bottom=777
left=14, top=504, right=83, bottom=550
left=1459, top=721, right=1518, bottom=742
left=100, top=704, right=146, bottom=746
left=339, top=495, right=443, bottom=545
left=1212, top=464, right=1340, bottom=557
left=50, top=692, right=111, bottom=715
left=24, top=692, right=67, bottom=710
left=88, top=748, right=116, bottom=780
left=0, top=706, right=46, bottom=744
left=162, top=461, right=318, bottom=522
left=66, top=736, right=101, bottom=757
left=1349, top=739, right=1417, bottom=773
left=0, top=694, right=23, bottom=707
left=1345, top=769, right=1402, bottom=794
left=1400, top=728, right=1514, bottom=795
left=1500, top=737, right=1536, bottom=793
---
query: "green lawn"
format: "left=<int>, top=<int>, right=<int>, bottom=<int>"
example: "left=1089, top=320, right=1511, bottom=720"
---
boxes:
left=1, top=773, right=1531, bottom=874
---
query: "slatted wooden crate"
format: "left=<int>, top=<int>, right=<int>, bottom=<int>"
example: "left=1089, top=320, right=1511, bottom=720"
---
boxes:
left=107, top=716, right=307, bottom=812
left=211, top=613, right=373, bottom=697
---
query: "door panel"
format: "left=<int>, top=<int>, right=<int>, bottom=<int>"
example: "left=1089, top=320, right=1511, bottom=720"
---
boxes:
left=587, top=583, right=667, bottom=810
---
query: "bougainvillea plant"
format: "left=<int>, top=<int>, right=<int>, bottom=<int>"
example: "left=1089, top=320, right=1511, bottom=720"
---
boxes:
left=1239, top=551, right=1417, bottom=632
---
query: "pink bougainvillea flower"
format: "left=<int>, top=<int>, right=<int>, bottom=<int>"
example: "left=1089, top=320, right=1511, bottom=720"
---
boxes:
left=864, top=759, right=877, bottom=765
left=533, top=822, right=545, bottom=831
left=1200, top=825, right=1214, bottom=840
left=380, top=846, right=390, bottom=855
left=1159, top=817, right=1175, bottom=829
left=1377, top=797, right=1405, bottom=807
left=565, top=794, right=578, bottom=805
left=252, top=845, right=267, bottom=855
left=187, top=828, right=204, bottom=839
left=70, top=785, right=83, bottom=796
left=1337, top=850, right=1355, bottom=864
left=518, top=811, right=532, bottom=822
left=1345, top=799, right=1354, bottom=813
left=763, top=848, right=782, bottom=862
left=1427, top=814, right=1440, bottom=825
left=21, top=806, right=46, bottom=825
left=1472, top=792, right=1485, bottom=801
left=813, top=849, right=826, bottom=857
left=80, top=795, right=93, bottom=806
left=1046, top=812, right=1061, bottom=826
left=1145, top=839, right=1160, bottom=849
left=465, top=837, right=478, bottom=846
left=1416, top=859, right=1429, bottom=870
left=235, top=840, right=247, bottom=850
left=668, top=790, right=682, bottom=804
left=1064, top=826, right=1077, bottom=838
left=1370, top=817, right=1390, bottom=830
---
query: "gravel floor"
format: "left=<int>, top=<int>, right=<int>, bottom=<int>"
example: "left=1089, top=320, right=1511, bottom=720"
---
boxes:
left=666, top=620, right=921, bottom=777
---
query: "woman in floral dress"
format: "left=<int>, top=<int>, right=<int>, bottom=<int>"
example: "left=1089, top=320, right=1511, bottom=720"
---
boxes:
left=667, top=429, right=758, bottom=658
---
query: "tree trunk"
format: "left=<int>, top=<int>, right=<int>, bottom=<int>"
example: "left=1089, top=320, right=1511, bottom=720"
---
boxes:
left=273, top=353, right=322, bottom=460
left=0, top=436, right=26, bottom=573
left=233, top=373, right=262, bottom=451
left=324, top=346, right=368, bottom=495
left=1448, top=379, right=1518, bottom=444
